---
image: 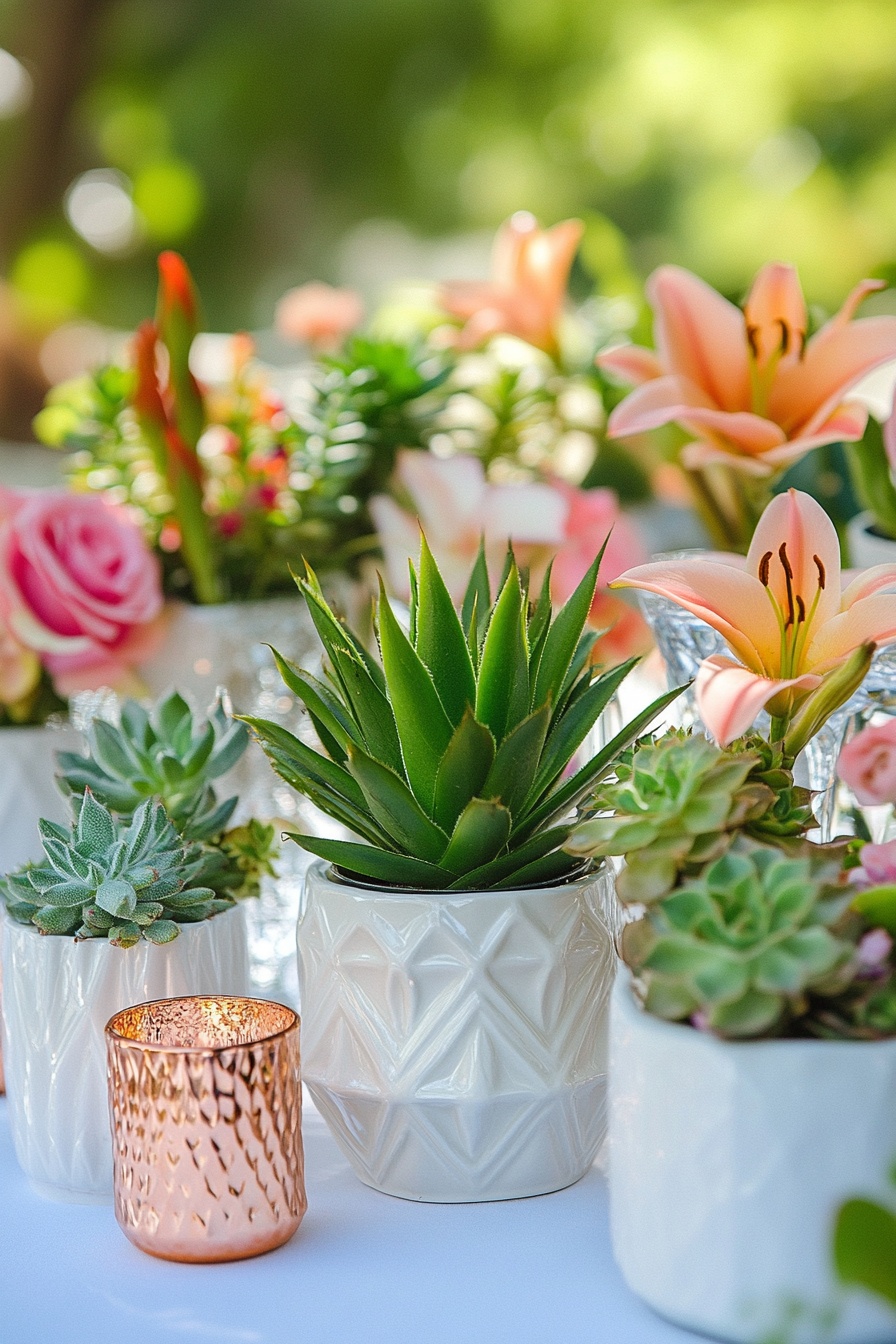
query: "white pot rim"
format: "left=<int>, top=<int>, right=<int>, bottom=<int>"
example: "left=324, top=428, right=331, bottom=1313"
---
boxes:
left=308, top=855, right=607, bottom=901
left=614, top=967, right=896, bottom=1057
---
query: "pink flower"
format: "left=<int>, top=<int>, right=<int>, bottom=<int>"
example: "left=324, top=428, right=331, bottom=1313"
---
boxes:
left=856, top=925, right=894, bottom=969
left=838, top=719, right=896, bottom=805
left=615, top=489, right=896, bottom=745
left=275, top=282, right=364, bottom=351
left=0, top=489, right=164, bottom=697
left=441, top=212, right=584, bottom=355
left=370, top=451, right=649, bottom=664
left=599, top=263, right=896, bottom=477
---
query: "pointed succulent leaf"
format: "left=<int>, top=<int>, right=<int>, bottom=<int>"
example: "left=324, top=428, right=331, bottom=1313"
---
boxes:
left=461, top=539, right=490, bottom=641
left=288, top=832, right=449, bottom=889
left=347, top=748, right=449, bottom=863
left=33, top=905, right=82, bottom=934
left=531, top=550, right=602, bottom=711
left=481, top=704, right=551, bottom=820
left=95, top=878, right=138, bottom=918
left=415, top=535, right=476, bottom=726
left=440, top=799, right=512, bottom=875
left=432, top=710, right=496, bottom=835
left=475, top=564, right=528, bottom=742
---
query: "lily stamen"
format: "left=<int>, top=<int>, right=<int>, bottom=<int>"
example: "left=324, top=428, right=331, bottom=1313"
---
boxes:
left=814, top=554, right=826, bottom=589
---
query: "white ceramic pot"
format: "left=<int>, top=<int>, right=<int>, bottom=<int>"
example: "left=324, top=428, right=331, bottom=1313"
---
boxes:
left=0, top=721, right=83, bottom=870
left=609, top=975, right=896, bottom=1344
left=847, top=511, right=896, bottom=570
left=1, top=904, right=251, bottom=1202
left=298, top=860, right=619, bottom=1203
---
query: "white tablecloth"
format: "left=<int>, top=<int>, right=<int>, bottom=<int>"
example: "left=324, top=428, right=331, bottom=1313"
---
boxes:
left=0, top=1095, right=699, bottom=1344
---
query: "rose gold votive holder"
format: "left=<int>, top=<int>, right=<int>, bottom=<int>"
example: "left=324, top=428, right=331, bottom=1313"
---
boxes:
left=105, top=995, right=306, bottom=1263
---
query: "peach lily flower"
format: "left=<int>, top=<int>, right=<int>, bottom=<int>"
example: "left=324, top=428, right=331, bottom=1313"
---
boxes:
left=599, top=263, right=896, bottom=477
left=614, top=489, right=896, bottom=745
left=442, top=212, right=584, bottom=356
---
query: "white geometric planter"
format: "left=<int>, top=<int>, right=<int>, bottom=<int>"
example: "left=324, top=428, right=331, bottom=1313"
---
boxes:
left=609, top=975, right=896, bottom=1344
left=298, top=860, right=619, bottom=1203
left=1, top=904, right=251, bottom=1202
left=847, top=511, right=896, bottom=570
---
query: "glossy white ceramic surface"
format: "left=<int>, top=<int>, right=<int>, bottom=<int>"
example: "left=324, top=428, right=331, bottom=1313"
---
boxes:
left=1, top=904, right=251, bottom=1202
left=847, top=511, right=896, bottom=570
left=298, top=860, right=619, bottom=1203
left=609, top=975, right=896, bottom=1344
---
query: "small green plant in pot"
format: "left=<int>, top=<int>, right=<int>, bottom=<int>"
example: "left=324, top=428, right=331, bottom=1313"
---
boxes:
left=0, top=692, right=258, bottom=1202
left=244, top=538, right=678, bottom=1202
left=569, top=727, right=896, bottom=1344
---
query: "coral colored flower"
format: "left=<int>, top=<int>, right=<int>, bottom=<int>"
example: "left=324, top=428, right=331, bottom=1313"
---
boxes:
left=371, top=451, right=649, bottom=663
left=275, top=282, right=364, bottom=351
left=615, top=489, right=896, bottom=745
left=442, top=212, right=584, bottom=355
left=0, top=488, right=164, bottom=697
left=599, top=263, right=896, bottom=477
left=838, top=719, right=896, bottom=805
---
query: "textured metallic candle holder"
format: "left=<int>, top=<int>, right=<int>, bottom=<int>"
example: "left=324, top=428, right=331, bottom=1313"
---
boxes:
left=106, top=995, right=306, bottom=1263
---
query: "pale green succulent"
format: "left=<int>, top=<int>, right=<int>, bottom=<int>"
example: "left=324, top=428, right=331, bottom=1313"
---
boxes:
left=56, top=691, right=248, bottom=842
left=1, top=792, right=231, bottom=946
left=245, top=538, right=680, bottom=890
left=622, top=843, right=856, bottom=1038
left=568, top=731, right=780, bottom=902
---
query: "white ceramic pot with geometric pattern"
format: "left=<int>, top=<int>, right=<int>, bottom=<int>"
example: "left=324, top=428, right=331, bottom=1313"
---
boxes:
left=297, top=860, right=619, bottom=1203
left=1, top=904, right=251, bottom=1203
left=609, top=974, right=896, bottom=1344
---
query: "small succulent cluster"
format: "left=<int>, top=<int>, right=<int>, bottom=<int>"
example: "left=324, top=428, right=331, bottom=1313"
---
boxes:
left=2, top=691, right=275, bottom=944
left=621, top=842, right=857, bottom=1038
left=56, top=691, right=247, bottom=840
left=2, top=794, right=228, bottom=946
left=246, top=538, right=679, bottom=891
left=56, top=690, right=276, bottom=904
left=568, top=730, right=811, bottom=903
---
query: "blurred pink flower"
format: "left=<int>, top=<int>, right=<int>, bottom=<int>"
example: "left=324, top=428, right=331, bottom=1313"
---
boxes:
left=442, top=212, right=584, bottom=355
left=275, top=282, right=364, bottom=351
left=599, top=263, right=896, bottom=477
left=616, top=488, right=896, bottom=745
left=0, top=488, right=164, bottom=697
left=370, top=451, right=649, bottom=664
left=838, top=719, right=896, bottom=805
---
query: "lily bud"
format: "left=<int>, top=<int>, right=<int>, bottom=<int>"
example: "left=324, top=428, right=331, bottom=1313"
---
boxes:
left=783, top=642, right=875, bottom=761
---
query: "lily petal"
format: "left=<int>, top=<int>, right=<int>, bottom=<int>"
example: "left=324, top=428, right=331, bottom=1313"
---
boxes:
left=743, top=262, right=807, bottom=371
left=695, top=654, right=821, bottom=746
left=613, top=559, right=779, bottom=670
left=745, top=488, right=842, bottom=626
left=680, top=440, right=778, bottom=477
left=606, top=374, right=707, bottom=437
left=596, top=344, right=663, bottom=385
left=770, top=314, right=896, bottom=434
left=808, top=593, right=896, bottom=668
left=648, top=265, right=751, bottom=412
left=842, top=564, right=896, bottom=604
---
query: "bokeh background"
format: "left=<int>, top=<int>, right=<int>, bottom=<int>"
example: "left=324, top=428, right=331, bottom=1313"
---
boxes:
left=1, top=0, right=896, bottom=436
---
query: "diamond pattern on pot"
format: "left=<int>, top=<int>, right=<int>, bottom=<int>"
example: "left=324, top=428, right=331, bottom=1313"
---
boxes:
left=298, top=864, right=618, bottom=1201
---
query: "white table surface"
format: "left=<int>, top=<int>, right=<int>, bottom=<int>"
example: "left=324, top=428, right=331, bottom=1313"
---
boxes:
left=0, top=1094, right=700, bottom=1344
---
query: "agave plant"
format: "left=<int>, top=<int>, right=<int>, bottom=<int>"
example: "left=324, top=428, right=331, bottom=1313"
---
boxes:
left=244, top=537, right=679, bottom=890
left=56, top=691, right=247, bottom=842
left=568, top=730, right=813, bottom=902
left=1, top=792, right=231, bottom=947
left=621, top=842, right=857, bottom=1038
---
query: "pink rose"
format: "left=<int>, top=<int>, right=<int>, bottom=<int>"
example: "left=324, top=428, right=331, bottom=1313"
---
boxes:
left=838, top=720, right=896, bottom=805
left=853, top=841, right=896, bottom=887
left=275, top=282, right=364, bottom=351
left=0, top=488, right=164, bottom=697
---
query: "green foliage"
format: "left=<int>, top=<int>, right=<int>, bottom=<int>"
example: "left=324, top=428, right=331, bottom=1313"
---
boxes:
left=620, top=843, right=857, bottom=1039
left=846, top=414, right=896, bottom=544
left=834, top=1191, right=896, bottom=1309
left=245, top=538, right=680, bottom=890
left=1, top=793, right=231, bottom=946
left=56, top=691, right=247, bottom=843
left=568, top=730, right=812, bottom=902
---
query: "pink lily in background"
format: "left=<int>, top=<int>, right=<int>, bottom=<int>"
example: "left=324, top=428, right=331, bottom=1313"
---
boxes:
left=442, top=212, right=584, bottom=356
left=370, top=450, right=650, bottom=664
left=599, top=263, right=896, bottom=479
left=275, top=281, right=365, bottom=351
left=614, top=489, right=896, bottom=746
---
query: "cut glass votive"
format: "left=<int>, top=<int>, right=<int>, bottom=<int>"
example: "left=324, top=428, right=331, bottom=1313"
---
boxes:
left=105, top=995, right=306, bottom=1262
